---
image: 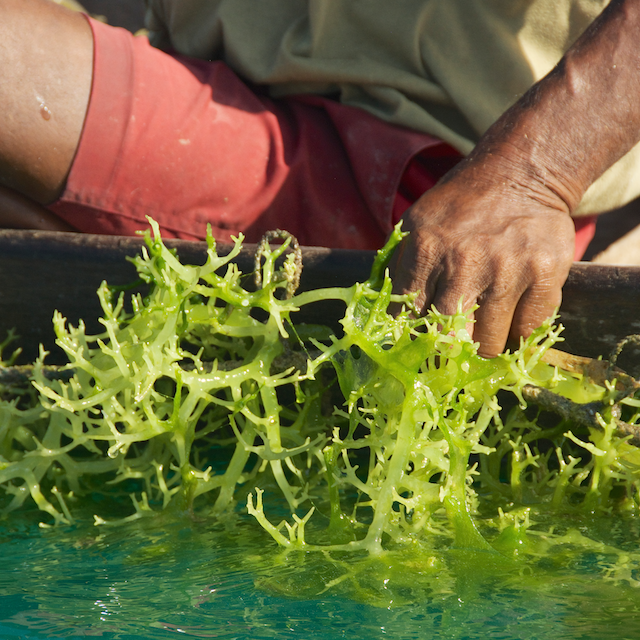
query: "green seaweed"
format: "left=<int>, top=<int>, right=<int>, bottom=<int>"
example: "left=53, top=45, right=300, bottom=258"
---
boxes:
left=0, top=218, right=638, bottom=605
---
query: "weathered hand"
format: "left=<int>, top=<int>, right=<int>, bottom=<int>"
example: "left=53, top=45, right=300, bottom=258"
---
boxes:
left=389, top=159, right=575, bottom=358
left=389, top=0, right=640, bottom=358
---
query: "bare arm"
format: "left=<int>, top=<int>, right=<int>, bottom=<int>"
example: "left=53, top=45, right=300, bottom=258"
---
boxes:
left=391, top=0, right=640, bottom=357
left=0, top=0, right=93, bottom=204
left=0, top=186, right=73, bottom=231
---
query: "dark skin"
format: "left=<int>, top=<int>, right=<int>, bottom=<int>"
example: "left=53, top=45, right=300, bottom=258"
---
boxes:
left=0, top=185, right=73, bottom=231
left=1, top=0, right=640, bottom=355
left=0, top=0, right=92, bottom=203
left=391, top=0, right=640, bottom=357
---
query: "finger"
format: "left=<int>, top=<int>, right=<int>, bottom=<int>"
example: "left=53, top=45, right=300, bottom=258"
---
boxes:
left=431, top=278, right=479, bottom=317
left=389, top=233, right=441, bottom=312
left=509, top=279, right=564, bottom=344
left=471, top=295, right=520, bottom=358
left=429, top=239, right=501, bottom=314
left=473, top=270, right=565, bottom=357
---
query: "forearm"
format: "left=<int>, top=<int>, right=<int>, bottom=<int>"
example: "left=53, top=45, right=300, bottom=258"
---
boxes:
left=0, top=186, right=73, bottom=231
left=462, top=0, right=640, bottom=215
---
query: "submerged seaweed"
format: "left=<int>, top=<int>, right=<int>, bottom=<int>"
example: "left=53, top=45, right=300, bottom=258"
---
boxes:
left=0, top=218, right=639, bottom=606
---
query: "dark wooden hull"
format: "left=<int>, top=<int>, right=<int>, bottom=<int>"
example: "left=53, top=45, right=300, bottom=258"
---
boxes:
left=0, top=230, right=638, bottom=371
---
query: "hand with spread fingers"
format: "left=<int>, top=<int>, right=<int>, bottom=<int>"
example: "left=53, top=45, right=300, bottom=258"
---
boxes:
left=392, top=0, right=640, bottom=358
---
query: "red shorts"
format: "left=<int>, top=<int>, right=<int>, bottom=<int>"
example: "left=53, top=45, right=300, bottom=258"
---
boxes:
left=49, top=17, right=594, bottom=258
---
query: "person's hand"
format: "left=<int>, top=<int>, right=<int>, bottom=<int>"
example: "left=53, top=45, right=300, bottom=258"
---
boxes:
left=389, top=157, right=576, bottom=358
left=389, top=0, right=640, bottom=358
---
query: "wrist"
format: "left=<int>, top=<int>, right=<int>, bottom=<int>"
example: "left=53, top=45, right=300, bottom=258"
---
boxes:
left=460, top=0, right=640, bottom=217
left=465, top=94, right=591, bottom=216
left=445, top=130, right=580, bottom=219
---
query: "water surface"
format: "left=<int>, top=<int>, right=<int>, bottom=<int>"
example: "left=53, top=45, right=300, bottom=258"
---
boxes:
left=1, top=508, right=640, bottom=640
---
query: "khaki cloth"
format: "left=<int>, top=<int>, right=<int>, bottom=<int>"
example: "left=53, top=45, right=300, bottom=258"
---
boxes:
left=144, top=0, right=637, bottom=216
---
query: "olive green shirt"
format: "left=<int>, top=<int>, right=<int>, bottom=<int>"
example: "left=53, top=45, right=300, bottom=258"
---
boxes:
left=144, top=0, right=636, bottom=216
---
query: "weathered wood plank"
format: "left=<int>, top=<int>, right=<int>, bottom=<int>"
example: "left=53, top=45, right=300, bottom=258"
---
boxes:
left=0, top=230, right=637, bottom=370
left=559, top=263, right=640, bottom=372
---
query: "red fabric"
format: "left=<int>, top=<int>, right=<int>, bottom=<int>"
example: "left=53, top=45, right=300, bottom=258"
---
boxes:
left=391, top=145, right=464, bottom=223
left=48, top=17, right=439, bottom=249
left=573, top=215, right=597, bottom=260
left=49, top=17, right=596, bottom=259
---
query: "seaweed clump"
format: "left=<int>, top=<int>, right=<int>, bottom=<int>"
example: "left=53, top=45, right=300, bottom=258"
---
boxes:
left=0, top=219, right=639, bottom=600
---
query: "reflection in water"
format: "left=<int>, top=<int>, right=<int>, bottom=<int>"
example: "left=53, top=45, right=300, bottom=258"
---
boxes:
left=1, top=509, right=640, bottom=640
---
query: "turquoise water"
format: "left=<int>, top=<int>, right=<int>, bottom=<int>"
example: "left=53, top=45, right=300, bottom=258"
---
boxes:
left=1, top=508, right=640, bottom=640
